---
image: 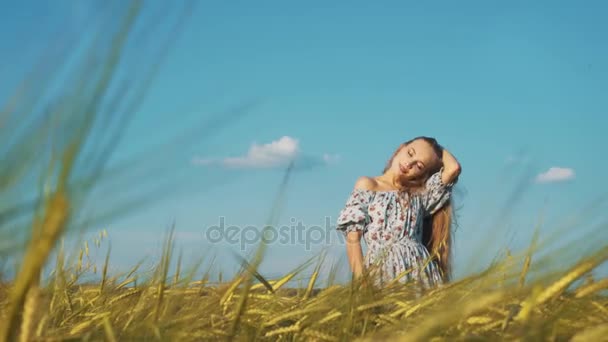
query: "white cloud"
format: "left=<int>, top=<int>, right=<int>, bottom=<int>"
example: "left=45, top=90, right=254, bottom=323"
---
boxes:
left=535, top=167, right=575, bottom=183
left=224, top=136, right=299, bottom=168
left=192, top=136, right=338, bottom=169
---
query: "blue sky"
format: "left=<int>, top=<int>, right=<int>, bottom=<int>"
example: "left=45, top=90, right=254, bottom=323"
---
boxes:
left=2, top=0, right=607, bottom=283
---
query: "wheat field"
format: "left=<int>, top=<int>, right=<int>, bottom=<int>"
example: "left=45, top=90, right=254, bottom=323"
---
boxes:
left=1, top=229, right=607, bottom=341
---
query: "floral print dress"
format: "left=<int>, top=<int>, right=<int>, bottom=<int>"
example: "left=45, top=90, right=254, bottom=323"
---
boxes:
left=336, top=170, right=453, bottom=289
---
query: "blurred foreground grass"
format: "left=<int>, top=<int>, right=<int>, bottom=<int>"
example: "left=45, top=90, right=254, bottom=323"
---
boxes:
left=0, top=230, right=607, bottom=341
left=0, top=1, right=607, bottom=341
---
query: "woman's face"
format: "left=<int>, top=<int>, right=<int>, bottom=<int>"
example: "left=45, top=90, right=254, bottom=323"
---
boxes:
left=390, top=139, right=440, bottom=179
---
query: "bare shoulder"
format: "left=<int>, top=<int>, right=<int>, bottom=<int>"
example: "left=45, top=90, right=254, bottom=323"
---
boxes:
left=354, top=176, right=378, bottom=191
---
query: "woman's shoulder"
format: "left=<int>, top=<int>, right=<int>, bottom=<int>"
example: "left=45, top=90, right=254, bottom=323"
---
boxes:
left=353, top=176, right=379, bottom=191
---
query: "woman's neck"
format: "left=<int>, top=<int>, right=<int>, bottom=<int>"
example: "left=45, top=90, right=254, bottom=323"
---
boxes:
left=377, top=170, right=402, bottom=190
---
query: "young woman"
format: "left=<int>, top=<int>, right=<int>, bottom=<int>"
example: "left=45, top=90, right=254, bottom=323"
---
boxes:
left=336, top=136, right=461, bottom=289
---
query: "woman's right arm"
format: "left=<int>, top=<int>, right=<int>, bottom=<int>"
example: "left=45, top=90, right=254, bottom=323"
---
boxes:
left=346, top=176, right=375, bottom=279
left=346, top=230, right=364, bottom=278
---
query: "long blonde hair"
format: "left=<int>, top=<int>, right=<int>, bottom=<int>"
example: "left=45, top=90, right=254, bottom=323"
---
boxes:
left=382, top=137, right=455, bottom=282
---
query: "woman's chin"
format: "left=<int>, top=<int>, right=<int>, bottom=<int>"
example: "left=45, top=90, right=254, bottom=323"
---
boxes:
left=395, top=173, right=410, bottom=183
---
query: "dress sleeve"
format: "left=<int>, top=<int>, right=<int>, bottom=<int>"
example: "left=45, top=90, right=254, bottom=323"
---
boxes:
left=421, top=168, right=454, bottom=216
left=336, top=189, right=373, bottom=235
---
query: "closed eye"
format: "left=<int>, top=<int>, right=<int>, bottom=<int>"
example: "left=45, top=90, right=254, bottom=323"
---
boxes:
left=408, top=148, right=424, bottom=169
